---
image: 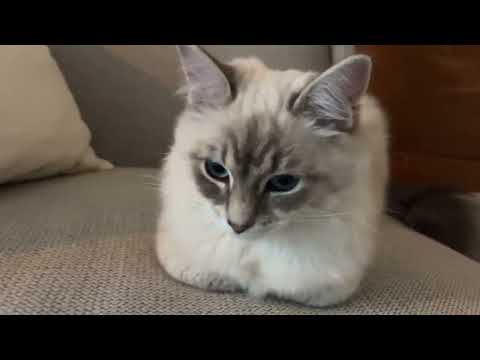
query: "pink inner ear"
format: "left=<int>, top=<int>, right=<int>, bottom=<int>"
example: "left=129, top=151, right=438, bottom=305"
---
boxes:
left=334, top=56, right=372, bottom=103
left=177, top=45, right=232, bottom=107
left=292, top=56, right=372, bottom=135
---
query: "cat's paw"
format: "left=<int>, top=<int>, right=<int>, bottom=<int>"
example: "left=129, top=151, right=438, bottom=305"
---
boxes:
left=204, top=277, right=243, bottom=294
left=162, top=263, right=242, bottom=294
left=302, top=285, right=358, bottom=308
left=183, top=273, right=242, bottom=294
left=273, top=283, right=359, bottom=309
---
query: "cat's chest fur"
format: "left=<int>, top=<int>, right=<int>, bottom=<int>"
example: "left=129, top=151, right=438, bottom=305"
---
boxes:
left=229, top=221, right=367, bottom=299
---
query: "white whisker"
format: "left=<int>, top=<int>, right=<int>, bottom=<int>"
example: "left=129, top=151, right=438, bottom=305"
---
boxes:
left=292, top=212, right=352, bottom=220
left=290, top=213, right=352, bottom=224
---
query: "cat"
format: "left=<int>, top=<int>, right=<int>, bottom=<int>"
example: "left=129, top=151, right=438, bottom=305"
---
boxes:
left=156, top=45, right=389, bottom=308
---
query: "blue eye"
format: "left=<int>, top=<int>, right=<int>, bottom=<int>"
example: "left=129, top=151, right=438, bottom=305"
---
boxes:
left=266, top=175, right=301, bottom=193
left=205, top=160, right=229, bottom=181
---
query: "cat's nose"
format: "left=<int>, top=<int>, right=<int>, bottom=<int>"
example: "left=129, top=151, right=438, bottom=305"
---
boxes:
left=228, top=220, right=253, bottom=234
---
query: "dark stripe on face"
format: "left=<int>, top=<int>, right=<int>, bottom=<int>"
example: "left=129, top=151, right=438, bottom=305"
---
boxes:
left=227, top=182, right=264, bottom=230
left=228, top=131, right=241, bottom=164
left=192, top=164, right=226, bottom=205
left=240, top=119, right=261, bottom=178
left=263, top=121, right=285, bottom=173
left=252, top=137, right=276, bottom=168
left=270, top=151, right=283, bottom=175
left=220, top=116, right=316, bottom=220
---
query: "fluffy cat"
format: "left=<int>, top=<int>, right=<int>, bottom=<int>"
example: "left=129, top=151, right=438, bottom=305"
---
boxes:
left=156, top=45, right=389, bottom=308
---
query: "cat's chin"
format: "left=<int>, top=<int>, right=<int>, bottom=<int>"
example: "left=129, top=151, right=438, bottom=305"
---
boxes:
left=236, top=221, right=292, bottom=241
left=232, top=230, right=264, bottom=241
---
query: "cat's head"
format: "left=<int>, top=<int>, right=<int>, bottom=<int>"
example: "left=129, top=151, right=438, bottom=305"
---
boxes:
left=174, top=45, right=372, bottom=237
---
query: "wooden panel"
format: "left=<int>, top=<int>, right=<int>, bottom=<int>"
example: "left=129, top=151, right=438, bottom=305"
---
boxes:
left=392, top=153, right=480, bottom=192
left=356, top=45, right=480, bottom=191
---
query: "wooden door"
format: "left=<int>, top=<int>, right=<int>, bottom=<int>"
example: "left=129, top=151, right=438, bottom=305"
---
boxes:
left=356, top=46, right=480, bottom=192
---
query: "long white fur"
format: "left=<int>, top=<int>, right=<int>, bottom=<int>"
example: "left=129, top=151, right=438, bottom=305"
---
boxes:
left=157, top=54, right=389, bottom=308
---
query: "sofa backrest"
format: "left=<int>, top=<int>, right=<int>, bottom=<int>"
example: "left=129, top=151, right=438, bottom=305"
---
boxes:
left=50, top=45, right=333, bottom=168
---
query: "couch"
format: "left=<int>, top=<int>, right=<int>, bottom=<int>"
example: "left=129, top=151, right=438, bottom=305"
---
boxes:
left=1, top=45, right=480, bottom=315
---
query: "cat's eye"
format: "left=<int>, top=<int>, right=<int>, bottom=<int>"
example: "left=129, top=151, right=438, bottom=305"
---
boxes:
left=205, top=160, right=229, bottom=182
left=266, top=175, right=301, bottom=193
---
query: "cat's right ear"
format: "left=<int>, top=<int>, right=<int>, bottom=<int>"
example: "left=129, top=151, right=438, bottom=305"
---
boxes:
left=177, top=45, right=234, bottom=108
left=291, top=55, right=372, bottom=137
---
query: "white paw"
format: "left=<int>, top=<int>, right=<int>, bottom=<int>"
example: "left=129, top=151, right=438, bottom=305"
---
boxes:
left=161, top=261, right=241, bottom=294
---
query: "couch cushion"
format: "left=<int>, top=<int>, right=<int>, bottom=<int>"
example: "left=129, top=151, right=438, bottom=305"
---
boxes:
left=0, top=45, right=112, bottom=185
left=1, top=168, right=480, bottom=315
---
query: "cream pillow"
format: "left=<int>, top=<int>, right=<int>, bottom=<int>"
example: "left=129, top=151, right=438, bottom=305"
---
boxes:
left=0, top=45, right=112, bottom=184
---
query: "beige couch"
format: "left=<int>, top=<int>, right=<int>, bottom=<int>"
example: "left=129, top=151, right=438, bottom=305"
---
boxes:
left=1, top=45, right=480, bottom=315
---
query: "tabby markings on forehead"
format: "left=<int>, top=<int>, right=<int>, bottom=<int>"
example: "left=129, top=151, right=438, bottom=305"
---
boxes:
left=222, top=117, right=292, bottom=178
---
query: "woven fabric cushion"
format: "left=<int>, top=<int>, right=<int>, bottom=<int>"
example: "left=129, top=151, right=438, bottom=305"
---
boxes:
left=1, top=168, right=480, bottom=315
left=0, top=45, right=112, bottom=185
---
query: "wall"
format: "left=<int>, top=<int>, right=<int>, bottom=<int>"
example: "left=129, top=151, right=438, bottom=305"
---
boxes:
left=50, top=45, right=332, bottom=168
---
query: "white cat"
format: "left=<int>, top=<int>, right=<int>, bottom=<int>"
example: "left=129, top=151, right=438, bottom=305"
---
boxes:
left=156, top=45, right=389, bottom=308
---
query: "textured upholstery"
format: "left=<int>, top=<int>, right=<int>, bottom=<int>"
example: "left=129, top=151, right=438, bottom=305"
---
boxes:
left=1, top=169, right=480, bottom=315
left=2, top=45, right=478, bottom=315
left=49, top=45, right=332, bottom=169
left=392, top=190, right=480, bottom=263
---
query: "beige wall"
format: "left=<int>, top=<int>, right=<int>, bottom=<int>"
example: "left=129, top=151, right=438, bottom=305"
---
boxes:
left=332, top=45, right=354, bottom=63
left=50, top=45, right=332, bottom=167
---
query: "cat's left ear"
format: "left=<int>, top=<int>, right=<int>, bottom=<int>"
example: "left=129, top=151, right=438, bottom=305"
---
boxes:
left=177, top=45, right=235, bottom=108
left=292, top=55, right=372, bottom=136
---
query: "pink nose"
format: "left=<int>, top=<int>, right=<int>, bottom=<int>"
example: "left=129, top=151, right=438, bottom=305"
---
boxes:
left=228, top=220, right=253, bottom=234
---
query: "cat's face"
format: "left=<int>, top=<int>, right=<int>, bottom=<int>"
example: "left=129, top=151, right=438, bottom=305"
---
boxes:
left=175, top=45, right=372, bottom=237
